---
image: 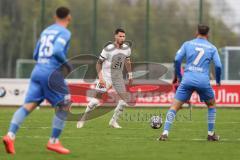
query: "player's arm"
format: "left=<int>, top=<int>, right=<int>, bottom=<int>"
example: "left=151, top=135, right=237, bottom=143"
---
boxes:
left=213, top=48, right=222, bottom=85
left=96, top=51, right=107, bottom=87
left=54, top=32, right=73, bottom=73
left=174, top=43, right=186, bottom=82
left=125, top=56, right=133, bottom=85
left=172, top=72, right=178, bottom=84
left=33, top=40, right=40, bottom=61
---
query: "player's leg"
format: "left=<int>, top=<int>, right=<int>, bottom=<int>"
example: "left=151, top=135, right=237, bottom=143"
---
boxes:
left=159, top=84, right=193, bottom=141
left=3, top=80, right=43, bottom=154
left=7, top=103, right=38, bottom=138
left=45, top=74, right=72, bottom=154
left=109, top=99, right=127, bottom=128
left=158, top=99, right=184, bottom=141
left=198, top=86, right=220, bottom=141
left=47, top=102, right=71, bottom=154
left=109, top=80, right=129, bottom=128
left=3, top=103, right=39, bottom=154
left=205, top=99, right=219, bottom=141
left=76, top=96, right=100, bottom=128
left=76, top=81, right=107, bottom=128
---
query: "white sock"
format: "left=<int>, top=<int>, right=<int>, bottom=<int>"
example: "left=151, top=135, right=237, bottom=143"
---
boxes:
left=7, top=132, right=16, bottom=140
left=80, top=105, right=92, bottom=122
left=85, top=98, right=99, bottom=113
left=111, top=100, right=126, bottom=122
left=162, top=130, right=169, bottom=136
left=49, top=137, right=59, bottom=144
left=85, top=105, right=95, bottom=113
left=80, top=98, right=99, bottom=122
left=112, top=110, right=123, bottom=122
left=208, top=131, right=214, bottom=136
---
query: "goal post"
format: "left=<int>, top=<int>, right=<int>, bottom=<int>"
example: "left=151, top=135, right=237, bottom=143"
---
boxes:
left=220, top=46, right=240, bottom=80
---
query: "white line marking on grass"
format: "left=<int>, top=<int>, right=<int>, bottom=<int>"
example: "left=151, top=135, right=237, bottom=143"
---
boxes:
left=191, top=138, right=229, bottom=141
left=21, top=127, right=50, bottom=129
left=178, top=121, right=240, bottom=124
left=170, top=138, right=240, bottom=142
left=0, top=135, right=238, bottom=142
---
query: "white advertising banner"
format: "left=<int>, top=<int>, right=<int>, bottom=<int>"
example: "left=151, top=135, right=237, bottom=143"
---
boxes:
left=0, top=79, right=29, bottom=105
left=0, top=79, right=240, bottom=107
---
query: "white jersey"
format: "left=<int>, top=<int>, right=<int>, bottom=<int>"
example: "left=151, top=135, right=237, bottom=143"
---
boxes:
left=99, top=43, right=131, bottom=81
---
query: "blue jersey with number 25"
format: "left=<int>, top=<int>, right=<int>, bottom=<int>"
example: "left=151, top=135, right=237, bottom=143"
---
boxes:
left=33, top=24, right=71, bottom=72
left=24, top=24, right=71, bottom=106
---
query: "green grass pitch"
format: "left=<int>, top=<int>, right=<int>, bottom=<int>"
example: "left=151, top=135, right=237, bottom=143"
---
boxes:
left=0, top=107, right=240, bottom=160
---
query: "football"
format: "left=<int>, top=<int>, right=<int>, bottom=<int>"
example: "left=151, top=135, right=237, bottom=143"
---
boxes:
left=150, top=115, right=163, bottom=129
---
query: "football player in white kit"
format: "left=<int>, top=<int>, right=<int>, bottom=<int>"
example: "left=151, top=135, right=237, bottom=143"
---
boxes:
left=77, top=28, right=132, bottom=128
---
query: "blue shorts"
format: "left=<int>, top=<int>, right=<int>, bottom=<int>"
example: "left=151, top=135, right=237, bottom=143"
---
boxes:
left=175, top=83, right=214, bottom=102
left=24, top=68, right=70, bottom=107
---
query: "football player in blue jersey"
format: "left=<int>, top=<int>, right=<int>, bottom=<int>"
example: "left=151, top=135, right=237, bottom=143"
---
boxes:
left=159, top=24, right=222, bottom=141
left=3, top=7, right=72, bottom=154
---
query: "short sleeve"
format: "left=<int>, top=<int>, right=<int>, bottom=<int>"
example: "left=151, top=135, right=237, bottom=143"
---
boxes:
left=56, top=30, right=71, bottom=47
left=175, top=42, right=186, bottom=62
left=99, top=49, right=107, bottom=61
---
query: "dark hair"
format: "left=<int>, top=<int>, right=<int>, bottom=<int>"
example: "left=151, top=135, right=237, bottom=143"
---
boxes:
left=56, top=7, right=70, bottom=19
left=115, top=28, right=125, bottom=35
left=198, top=24, right=210, bottom=35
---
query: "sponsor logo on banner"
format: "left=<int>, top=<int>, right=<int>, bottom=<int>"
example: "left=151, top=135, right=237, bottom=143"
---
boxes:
left=8, top=89, right=25, bottom=96
left=0, top=79, right=240, bottom=106
left=69, top=83, right=240, bottom=107
left=0, top=87, right=6, bottom=98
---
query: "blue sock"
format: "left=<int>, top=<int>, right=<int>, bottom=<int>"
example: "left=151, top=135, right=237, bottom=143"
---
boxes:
left=163, top=109, right=176, bottom=133
left=9, top=106, right=30, bottom=134
left=51, top=128, right=62, bottom=139
left=51, top=110, right=67, bottom=139
left=208, top=107, right=216, bottom=132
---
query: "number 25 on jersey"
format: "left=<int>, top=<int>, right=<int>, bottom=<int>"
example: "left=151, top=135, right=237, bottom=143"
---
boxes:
left=39, top=35, right=54, bottom=57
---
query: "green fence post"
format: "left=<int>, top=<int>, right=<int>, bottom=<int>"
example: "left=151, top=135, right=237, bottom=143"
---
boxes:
left=198, top=0, right=203, bottom=24
left=93, top=0, right=97, bottom=55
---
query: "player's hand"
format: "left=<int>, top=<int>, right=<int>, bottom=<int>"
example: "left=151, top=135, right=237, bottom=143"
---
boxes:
left=128, top=72, right=133, bottom=86
left=128, top=78, right=133, bottom=86
left=216, top=82, right=221, bottom=86
left=99, top=78, right=106, bottom=88
left=177, top=78, right=182, bottom=84
left=61, top=62, right=73, bottom=77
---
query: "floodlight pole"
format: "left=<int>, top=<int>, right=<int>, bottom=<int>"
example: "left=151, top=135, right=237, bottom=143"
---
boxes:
left=145, top=0, right=150, bottom=79
left=145, top=0, right=150, bottom=62
left=93, top=0, right=97, bottom=55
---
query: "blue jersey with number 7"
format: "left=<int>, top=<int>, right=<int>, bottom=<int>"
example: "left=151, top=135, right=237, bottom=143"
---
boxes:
left=174, top=37, right=222, bottom=86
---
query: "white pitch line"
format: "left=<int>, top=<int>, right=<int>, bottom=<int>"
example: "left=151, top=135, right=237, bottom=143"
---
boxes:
left=20, top=126, right=50, bottom=129
left=183, top=121, right=240, bottom=124
left=191, top=138, right=230, bottom=141
left=158, top=138, right=237, bottom=142
left=0, top=135, right=239, bottom=142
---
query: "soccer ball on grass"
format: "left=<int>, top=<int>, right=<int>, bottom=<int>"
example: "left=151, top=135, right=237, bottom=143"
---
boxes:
left=150, top=115, right=162, bottom=129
